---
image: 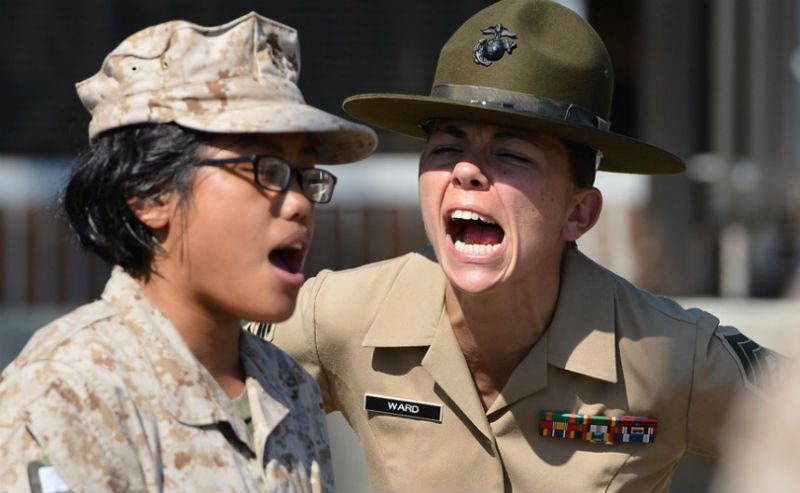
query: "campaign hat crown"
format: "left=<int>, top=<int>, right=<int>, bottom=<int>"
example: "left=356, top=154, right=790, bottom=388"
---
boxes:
left=343, top=0, right=683, bottom=174
left=77, top=12, right=376, bottom=164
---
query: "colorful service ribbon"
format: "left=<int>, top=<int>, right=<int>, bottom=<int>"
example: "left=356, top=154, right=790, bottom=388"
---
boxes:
left=539, top=411, right=657, bottom=444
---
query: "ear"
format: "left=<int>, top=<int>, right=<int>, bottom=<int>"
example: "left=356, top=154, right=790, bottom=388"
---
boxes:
left=127, top=192, right=177, bottom=232
left=562, top=187, right=602, bottom=242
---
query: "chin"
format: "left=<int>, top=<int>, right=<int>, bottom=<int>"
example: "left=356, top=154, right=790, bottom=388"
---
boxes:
left=239, top=297, right=297, bottom=324
left=445, top=268, right=504, bottom=295
left=270, top=304, right=297, bottom=323
left=451, top=282, right=498, bottom=296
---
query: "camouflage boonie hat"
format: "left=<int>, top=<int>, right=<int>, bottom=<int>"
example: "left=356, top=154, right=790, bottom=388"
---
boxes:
left=76, top=12, right=377, bottom=164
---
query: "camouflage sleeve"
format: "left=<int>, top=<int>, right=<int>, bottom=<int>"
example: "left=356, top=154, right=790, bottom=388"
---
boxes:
left=686, top=314, right=779, bottom=456
left=247, top=272, right=336, bottom=413
left=0, top=361, right=146, bottom=492
left=0, top=417, right=60, bottom=493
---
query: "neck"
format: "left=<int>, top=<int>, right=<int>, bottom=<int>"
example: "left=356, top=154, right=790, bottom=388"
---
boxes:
left=139, top=270, right=245, bottom=398
left=446, top=257, right=562, bottom=408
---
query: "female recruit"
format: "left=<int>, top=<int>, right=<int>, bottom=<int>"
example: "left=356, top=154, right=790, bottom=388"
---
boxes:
left=0, top=12, right=375, bottom=493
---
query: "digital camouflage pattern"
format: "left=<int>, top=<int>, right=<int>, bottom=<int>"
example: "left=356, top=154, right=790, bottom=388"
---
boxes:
left=76, top=12, right=376, bottom=165
left=0, top=267, right=333, bottom=493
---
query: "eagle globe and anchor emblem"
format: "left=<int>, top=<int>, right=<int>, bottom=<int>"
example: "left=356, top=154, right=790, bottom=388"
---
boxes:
left=473, top=24, right=517, bottom=66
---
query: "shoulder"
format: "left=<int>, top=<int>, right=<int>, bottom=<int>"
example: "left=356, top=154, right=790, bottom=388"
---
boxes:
left=587, top=254, right=719, bottom=333
left=6, top=299, right=119, bottom=371
left=305, top=249, right=439, bottom=330
left=1, top=299, right=140, bottom=428
left=579, top=252, right=780, bottom=392
left=620, top=277, right=715, bottom=325
left=312, top=250, right=430, bottom=299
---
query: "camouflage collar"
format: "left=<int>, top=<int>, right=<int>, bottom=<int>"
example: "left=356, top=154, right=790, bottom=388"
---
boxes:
left=100, top=268, right=290, bottom=449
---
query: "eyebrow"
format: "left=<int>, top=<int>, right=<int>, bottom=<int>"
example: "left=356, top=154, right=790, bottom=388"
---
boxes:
left=431, top=126, right=530, bottom=143
left=494, top=130, right=555, bottom=152
left=492, top=130, right=527, bottom=141
left=430, top=125, right=468, bottom=139
left=428, top=125, right=548, bottom=150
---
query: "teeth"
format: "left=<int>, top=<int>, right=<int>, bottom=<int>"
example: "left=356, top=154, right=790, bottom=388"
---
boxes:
left=454, top=240, right=502, bottom=254
left=450, top=209, right=496, bottom=224
left=281, top=241, right=305, bottom=251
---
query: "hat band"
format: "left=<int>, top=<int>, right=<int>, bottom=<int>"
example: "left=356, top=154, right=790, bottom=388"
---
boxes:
left=431, top=84, right=611, bottom=132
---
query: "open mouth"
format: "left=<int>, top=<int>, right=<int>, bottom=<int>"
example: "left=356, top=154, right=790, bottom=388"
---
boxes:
left=268, top=243, right=306, bottom=275
left=446, top=209, right=505, bottom=254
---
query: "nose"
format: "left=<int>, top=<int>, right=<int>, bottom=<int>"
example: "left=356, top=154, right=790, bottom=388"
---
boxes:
left=281, top=179, right=314, bottom=225
left=451, top=160, right=489, bottom=191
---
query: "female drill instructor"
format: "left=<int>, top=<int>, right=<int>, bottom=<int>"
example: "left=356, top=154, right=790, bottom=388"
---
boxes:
left=0, top=13, right=375, bottom=493
left=257, top=1, right=776, bottom=492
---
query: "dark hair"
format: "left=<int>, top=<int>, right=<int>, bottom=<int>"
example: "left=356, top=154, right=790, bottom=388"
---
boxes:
left=63, top=123, right=211, bottom=279
left=563, top=140, right=597, bottom=188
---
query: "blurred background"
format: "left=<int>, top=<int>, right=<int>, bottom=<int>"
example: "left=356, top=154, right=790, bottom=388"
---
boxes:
left=1, top=0, right=799, bottom=491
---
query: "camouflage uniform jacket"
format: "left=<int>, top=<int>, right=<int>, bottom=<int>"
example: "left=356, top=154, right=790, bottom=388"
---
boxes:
left=0, top=267, right=333, bottom=493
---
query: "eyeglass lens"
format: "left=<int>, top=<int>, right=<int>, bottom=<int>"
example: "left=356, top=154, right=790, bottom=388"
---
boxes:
left=256, top=157, right=335, bottom=203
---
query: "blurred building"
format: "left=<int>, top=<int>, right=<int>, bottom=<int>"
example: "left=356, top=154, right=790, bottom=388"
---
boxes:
left=1, top=0, right=798, bottom=304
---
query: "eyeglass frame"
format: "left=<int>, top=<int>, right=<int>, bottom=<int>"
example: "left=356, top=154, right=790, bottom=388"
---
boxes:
left=195, top=155, right=338, bottom=204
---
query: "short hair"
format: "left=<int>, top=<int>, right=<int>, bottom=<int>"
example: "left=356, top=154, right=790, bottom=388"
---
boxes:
left=62, top=123, right=211, bottom=279
left=563, top=140, right=597, bottom=188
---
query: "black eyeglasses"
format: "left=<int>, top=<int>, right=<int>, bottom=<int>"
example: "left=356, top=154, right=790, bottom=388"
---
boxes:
left=196, top=155, right=338, bottom=204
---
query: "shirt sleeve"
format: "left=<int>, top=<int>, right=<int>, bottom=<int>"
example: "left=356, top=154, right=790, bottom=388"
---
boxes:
left=687, top=313, right=780, bottom=456
left=258, top=272, right=337, bottom=413
left=0, top=361, right=146, bottom=493
left=709, top=356, right=799, bottom=492
left=0, top=418, right=59, bottom=493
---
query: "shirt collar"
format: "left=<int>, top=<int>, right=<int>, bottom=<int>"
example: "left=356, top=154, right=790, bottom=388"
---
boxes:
left=239, top=332, right=290, bottom=458
left=101, top=267, right=288, bottom=447
left=546, top=248, right=618, bottom=383
left=361, top=248, right=445, bottom=348
left=101, top=268, right=233, bottom=426
left=360, top=248, right=618, bottom=384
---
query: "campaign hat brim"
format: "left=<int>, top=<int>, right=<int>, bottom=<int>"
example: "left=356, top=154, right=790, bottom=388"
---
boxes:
left=344, top=92, right=684, bottom=174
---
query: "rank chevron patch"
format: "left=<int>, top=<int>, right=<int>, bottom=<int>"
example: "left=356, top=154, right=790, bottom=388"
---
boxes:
left=716, top=326, right=778, bottom=391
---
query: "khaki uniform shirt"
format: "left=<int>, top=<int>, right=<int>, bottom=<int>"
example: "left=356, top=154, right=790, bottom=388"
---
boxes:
left=0, top=268, right=333, bottom=493
left=263, top=248, right=773, bottom=493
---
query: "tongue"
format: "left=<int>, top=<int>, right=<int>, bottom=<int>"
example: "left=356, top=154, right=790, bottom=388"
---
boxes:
left=270, top=250, right=297, bottom=273
left=462, top=222, right=503, bottom=245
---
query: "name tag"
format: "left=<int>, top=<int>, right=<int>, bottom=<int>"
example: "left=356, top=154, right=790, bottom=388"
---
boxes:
left=364, top=393, right=442, bottom=423
left=27, top=460, right=71, bottom=493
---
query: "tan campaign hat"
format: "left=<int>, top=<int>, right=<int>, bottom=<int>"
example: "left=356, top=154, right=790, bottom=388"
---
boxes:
left=343, top=0, right=684, bottom=174
left=76, top=12, right=377, bottom=165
